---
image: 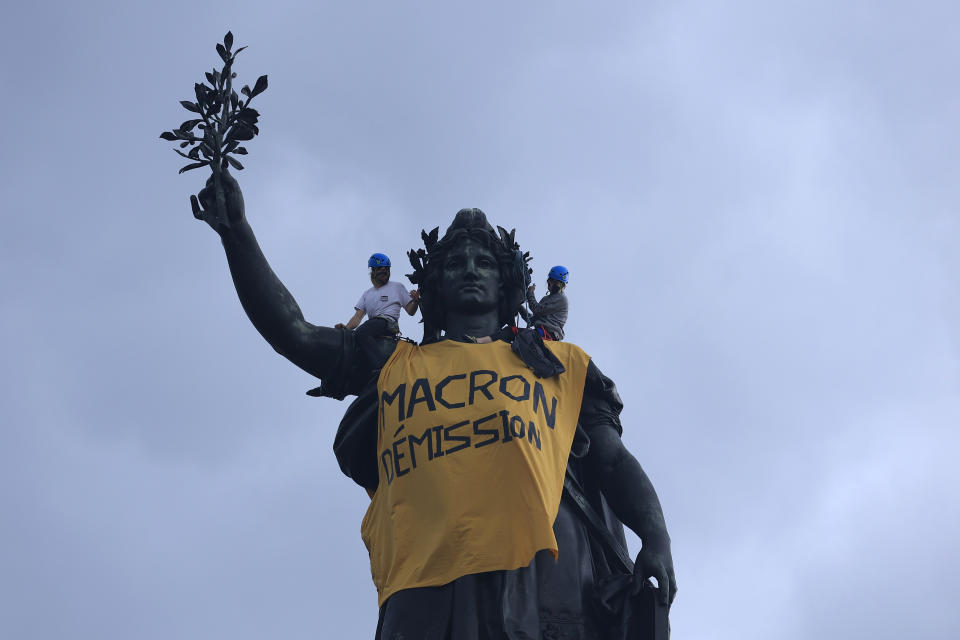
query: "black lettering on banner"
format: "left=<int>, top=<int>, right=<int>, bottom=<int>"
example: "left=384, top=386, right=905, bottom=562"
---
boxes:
left=510, top=415, right=526, bottom=439
left=385, top=413, right=551, bottom=484
left=444, top=420, right=471, bottom=454
left=381, top=384, right=406, bottom=427
left=532, top=382, right=557, bottom=429
left=469, top=370, right=498, bottom=405
left=527, top=421, right=542, bottom=450
left=499, top=374, right=530, bottom=402
left=407, top=377, right=436, bottom=418
left=435, top=374, right=467, bottom=409
left=499, top=410, right=513, bottom=443
left=407, top=427, right=433, bottom=469
left=393, top=437, right=410, bottom=477
left=473, top=413, right=499, bottom=447
left=381, top=449, right=395, bottom=485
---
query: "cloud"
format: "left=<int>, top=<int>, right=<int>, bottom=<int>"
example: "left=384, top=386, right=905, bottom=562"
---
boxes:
left=1, top=1, right=958, bottom=639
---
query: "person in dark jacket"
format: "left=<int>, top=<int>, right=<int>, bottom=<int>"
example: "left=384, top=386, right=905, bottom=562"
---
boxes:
left=523, top=265, right=569, bottom=340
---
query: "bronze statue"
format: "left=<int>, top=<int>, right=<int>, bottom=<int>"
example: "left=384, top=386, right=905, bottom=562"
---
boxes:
left=192, top=171, right=676, bottom=640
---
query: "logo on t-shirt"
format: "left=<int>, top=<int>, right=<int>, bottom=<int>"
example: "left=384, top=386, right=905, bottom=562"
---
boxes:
left=380, top=295, right=388, bottom=301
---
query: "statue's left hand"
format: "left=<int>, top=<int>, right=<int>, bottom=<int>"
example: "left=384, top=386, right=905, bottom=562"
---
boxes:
left=634, top=537, right=677, bottom=607
left=193, top=169, right=246, bottom=235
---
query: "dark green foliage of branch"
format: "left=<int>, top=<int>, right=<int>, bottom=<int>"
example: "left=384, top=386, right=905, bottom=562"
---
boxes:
left=159, top=32, right=268, bottom=175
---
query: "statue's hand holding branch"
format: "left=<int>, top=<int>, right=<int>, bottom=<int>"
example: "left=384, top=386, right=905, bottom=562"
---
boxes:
left=193, top=170, right=246, bottom=234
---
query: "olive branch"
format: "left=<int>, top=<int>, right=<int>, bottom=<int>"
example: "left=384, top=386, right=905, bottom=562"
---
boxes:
left=159, top=32, right=268, bottom=224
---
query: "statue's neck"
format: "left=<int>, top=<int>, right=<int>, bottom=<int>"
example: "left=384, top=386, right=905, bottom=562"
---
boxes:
left=444, top=310, right=500, bottom=340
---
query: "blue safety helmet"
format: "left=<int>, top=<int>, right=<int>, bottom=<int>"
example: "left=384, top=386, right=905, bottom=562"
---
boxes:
left=547, top=265, right=569, bottom=284
left=368, top=253, right=391, bottom=268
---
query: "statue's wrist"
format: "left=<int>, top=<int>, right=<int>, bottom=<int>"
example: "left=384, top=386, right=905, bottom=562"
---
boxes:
left=218, top=219, right=252, bottom=249
left=641, top=529, right=670, bottom=550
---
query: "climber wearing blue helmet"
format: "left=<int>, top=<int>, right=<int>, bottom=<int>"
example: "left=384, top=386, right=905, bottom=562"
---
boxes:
left=338, top=253, right=420, bottom=330
left=337, top=253, right=420, bottom=363
left=473, top=264, right=571, bottom=344
left=522, top=265, right=569, bottom=340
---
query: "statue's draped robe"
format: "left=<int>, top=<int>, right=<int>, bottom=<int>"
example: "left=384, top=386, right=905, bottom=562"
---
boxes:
left=321, top=332, right=628, bottom=640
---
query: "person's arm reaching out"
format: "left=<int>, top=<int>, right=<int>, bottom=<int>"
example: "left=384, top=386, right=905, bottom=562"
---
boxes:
left=337, top=308, right=365, bottom=330
left=404, top=289, right=420, bottom=316
left=526, top=284, right=566, bottom=316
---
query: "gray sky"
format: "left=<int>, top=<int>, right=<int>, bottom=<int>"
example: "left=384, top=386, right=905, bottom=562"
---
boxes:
left=2, top=1, right=958, bottom=638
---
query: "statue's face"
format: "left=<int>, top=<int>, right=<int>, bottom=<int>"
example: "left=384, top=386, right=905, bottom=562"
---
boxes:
left=438, top=239, right=501, bottom=314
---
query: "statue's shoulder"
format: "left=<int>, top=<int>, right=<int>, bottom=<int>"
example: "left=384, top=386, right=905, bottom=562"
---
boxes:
left=308, top=335, right=405, bottom=400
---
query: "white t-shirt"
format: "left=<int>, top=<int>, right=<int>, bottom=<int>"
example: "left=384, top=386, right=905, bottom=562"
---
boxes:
left=356, top=281, right=412, bottom=322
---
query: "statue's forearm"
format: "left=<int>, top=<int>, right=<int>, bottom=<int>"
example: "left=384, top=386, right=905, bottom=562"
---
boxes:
left=220, top=221, right=301, bottom=345
left=219, top=221, right=342, bottom=379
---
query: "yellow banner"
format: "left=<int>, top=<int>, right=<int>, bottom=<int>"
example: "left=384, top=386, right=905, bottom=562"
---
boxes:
left=361, top=339, right=590, bottom=605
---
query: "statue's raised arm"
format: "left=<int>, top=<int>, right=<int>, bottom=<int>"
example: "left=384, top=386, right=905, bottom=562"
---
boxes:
left=194, top=171, right=342, bottom=380
left=158, top=34, right=338, bottom=378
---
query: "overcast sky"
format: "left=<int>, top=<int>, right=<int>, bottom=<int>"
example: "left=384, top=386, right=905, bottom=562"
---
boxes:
left=2, top=1, right=958, bottom=638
